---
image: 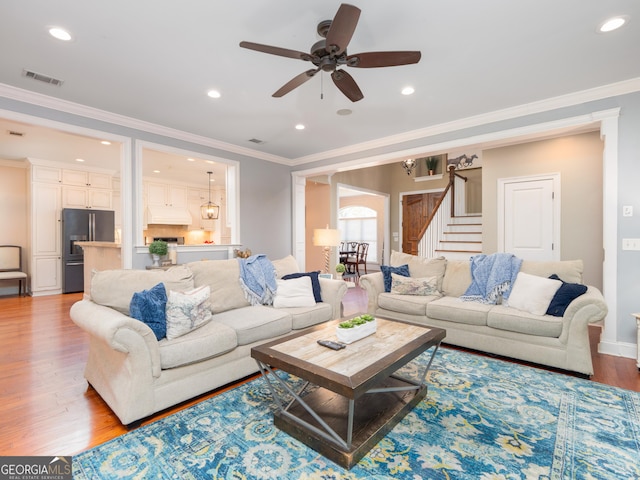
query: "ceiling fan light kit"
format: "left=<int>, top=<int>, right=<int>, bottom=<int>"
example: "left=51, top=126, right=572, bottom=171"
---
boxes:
left=239, top=3, right=421, bottom=102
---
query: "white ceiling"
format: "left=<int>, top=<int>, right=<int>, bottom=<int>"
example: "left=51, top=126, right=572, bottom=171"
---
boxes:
left=0, top=1, right=639, bottom=171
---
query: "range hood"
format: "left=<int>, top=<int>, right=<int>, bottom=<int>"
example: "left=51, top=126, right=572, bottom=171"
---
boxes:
left=146, top=205, right=192, bottom=225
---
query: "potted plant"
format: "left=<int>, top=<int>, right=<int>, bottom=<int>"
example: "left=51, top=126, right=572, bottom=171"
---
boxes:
left=335, top=263, right=346, bottom=278
left=336, top=314, right=377, bottom=344
left=149, top=240, right=168, bottom=267
left=425, top=156, right=439, bottom=175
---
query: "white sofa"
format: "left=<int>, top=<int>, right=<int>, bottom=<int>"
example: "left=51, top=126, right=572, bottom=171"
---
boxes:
left=359, top=252, right=607, bottom=376
left=70, top=256, right=347, bottom=425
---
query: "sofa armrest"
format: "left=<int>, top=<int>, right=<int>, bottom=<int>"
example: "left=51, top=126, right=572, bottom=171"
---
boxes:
left=70, top=299, right=162, bottom=378
left=318, top=277, right=348, bottom=319
left=559, top=285, right=608, bottom=345
left=359, top=272, right=385, bottom=315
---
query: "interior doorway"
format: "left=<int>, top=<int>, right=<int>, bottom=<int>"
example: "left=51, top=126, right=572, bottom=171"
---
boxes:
left=401, top=192, right=443, bottom=255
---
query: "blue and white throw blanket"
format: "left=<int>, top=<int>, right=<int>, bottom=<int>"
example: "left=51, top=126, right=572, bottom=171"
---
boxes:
left=238, top=254, right=277, bottom=306
left=460, top=253, right=522, bottom=304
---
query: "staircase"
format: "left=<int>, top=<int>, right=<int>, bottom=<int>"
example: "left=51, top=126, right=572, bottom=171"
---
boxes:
left=435, top=214, right=483, bottom=260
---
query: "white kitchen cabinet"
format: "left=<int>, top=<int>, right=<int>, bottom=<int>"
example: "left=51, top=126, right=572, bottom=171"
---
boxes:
left=31, top=256, right=61, bottom=294
left=62, top=169, right=112, bottom=189
left=145, top=182, right=188, bottom=208
left=63, top=186, right=112, bottom=209
left=30, top=182, right=62, bottom=295
left=32, top=165, right=62, bottom=184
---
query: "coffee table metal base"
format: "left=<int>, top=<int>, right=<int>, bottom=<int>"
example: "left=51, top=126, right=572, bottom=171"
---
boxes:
left=255, top=344, right=439, bottom=469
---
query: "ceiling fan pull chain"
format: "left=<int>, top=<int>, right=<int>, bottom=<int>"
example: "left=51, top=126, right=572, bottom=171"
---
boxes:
left=321, top=72, right=324, bottom=100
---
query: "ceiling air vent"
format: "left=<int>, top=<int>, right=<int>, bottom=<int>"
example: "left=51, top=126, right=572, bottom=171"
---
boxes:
left=22, top=69, right=64, bottom=86
left=248, top=138, right=266, bottom=145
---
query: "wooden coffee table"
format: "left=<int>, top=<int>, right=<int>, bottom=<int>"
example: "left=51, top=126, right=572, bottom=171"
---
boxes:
left=251, top=316, right=445, bottom=469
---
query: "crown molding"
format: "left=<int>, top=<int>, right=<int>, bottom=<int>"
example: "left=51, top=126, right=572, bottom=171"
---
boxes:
left=0, top=83, right=291, bottom=166
left=292, top=77, right=640, bottom=165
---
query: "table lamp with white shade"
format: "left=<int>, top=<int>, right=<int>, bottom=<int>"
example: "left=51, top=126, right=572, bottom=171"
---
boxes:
left=313, top=226, right=341, bottom=274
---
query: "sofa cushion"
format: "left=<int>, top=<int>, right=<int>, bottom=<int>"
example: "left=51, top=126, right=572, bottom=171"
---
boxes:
left=187, top=259, right=250, bottom=314
left=91, top=265, right=194, bottom=315
left=381, top=264, right=410, bottom=292
left=281, top=271, right=322, bottom=302
left=129, top=282, right=167, bottom=340
left=378, top=292, right=434, bottom=316
left=213, top=306, right=292, bottom=345
left=158, top=320, right=238, bottom=369
left=441, top=260, right=472, bottom=297
left=427, top=296, right=491, bottom=326
left=507, top=272, right=562, bottom=316
left=273, top=277, right=316, bottom=308
left=487, top=305, right=563, bottom=338
left=546, top=274, right=588, bottom=317
left=520, top=259, right=583, bottom=284
left=286, top=303, right=333, bottom=330
left=391, top=273, right=441, bottom=296
left=272, top=255, right=300, bottom=278
left=165, top=285, right=213, bottom=340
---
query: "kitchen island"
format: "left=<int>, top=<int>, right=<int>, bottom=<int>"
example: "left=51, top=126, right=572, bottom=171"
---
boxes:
left=75, top=242, right=122, bottom=295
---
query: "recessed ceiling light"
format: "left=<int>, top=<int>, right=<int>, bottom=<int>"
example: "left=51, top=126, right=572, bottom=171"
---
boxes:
left=295, top=124, right=305, bottom=130
left=49, top=27, right=72, bottom=41
left=153, top=170, right=160, bottom=174
left=599, top=16, right=628, bottom=33
left=100, top=140, right=111, bottom=145
left=75, top=158, right=84, bottom=162
left=187, top=158, right=195, bottom=162
left=401, top=86, right=415, bottom=95
left=337, top=109, right=352, bottom=116
left=207, top=90, right=221, bottom=98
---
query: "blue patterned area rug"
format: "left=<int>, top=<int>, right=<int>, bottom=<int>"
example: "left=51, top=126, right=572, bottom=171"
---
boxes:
left=73, top=348, right=640, bottom=479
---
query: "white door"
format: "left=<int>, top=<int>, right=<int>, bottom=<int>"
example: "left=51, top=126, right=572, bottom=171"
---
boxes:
left=498, top=174, right=560, bottom=261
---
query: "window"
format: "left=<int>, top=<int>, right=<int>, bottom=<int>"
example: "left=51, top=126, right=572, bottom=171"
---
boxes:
left=338, top=206, right=377, bottom=262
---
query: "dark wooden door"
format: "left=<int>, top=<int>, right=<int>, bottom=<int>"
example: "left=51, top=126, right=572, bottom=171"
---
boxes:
left=402, top=193, right=442, bottom=255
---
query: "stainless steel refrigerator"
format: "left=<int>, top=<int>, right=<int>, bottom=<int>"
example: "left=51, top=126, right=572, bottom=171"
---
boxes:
left=62, top=208, right=115, bottom=293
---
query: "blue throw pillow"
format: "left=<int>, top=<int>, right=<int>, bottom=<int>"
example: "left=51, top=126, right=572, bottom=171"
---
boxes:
left=130, top=282, right=167, bottom=340
left=381, top=264, right=410, bottom=292
left=546, top=274, right=588, bottom=317
left=282, top=271, right=322, bottom=302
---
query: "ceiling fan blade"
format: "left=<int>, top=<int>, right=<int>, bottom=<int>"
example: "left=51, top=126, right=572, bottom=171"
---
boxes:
left=346, top=51, right=422, bottom=68
left=272, top=69, right=320, bottom=97
left=325, top=4, right=361, bottom=55
left=331, top=69, right=363, bottom=102
left=239, top=41, right=311, bottom=61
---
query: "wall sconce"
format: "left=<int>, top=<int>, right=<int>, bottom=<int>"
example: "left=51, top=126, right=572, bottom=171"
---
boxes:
left=313, top=226, right=341, bottom=273
left=200, top=171, right=220, bottom=219
left=401, top=158, right=416, bottom=176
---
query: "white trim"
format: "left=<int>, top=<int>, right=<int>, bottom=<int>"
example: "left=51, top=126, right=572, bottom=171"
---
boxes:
left=598, top=339, right=636, bottom=360
left=497, top=173, right=561, bottom=261
left=599, top=115, right=619, bottom=355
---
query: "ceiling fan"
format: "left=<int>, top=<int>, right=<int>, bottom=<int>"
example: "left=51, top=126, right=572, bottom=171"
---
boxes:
left=239, top=3, right=421, bottom=102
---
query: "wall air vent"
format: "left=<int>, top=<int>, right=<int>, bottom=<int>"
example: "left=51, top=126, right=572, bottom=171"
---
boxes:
left=248, top=138, right=266, bottom=144
left=22, top=69, right=64, bottom=86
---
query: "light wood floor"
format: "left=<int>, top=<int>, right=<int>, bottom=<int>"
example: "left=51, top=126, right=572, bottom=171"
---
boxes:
left=0, top=288, right=638, bottom=457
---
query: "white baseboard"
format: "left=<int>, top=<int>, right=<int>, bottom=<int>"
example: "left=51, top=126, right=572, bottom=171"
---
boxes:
left=598, top=339, right=637, bottom=360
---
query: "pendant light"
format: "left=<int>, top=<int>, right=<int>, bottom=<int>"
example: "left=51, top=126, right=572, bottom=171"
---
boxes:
left=200, top=171, right=220, bottom=219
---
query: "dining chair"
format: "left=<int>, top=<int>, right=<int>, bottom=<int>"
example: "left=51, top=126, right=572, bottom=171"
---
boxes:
left=345, top=242, right=369, bottom=277
left=0, top=245, right=28, bottom=296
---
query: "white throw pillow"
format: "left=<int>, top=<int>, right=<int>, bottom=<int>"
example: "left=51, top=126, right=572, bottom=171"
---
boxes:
left=273, top=276, right=316, bottom=308
left=165, top=285, right=213, bottom=339
left=507, top=272, right=562, bottom=315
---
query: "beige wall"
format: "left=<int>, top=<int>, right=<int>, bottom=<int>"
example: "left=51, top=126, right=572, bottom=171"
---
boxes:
left=0, top=163, right=29, bottom=290
left=482, top=131, right=603, bottom=288
left=305, top=180, right=331, bottom=272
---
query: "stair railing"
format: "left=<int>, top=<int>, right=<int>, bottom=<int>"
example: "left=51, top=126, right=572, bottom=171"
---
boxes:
left=417, top=165, right=467, bottom=258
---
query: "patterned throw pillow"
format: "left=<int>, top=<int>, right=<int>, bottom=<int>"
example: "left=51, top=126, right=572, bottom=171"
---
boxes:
left=165, top=285, right=213, bottom=340
left=129, top=282, right=167, bottom=340
left=380, top=264, right=410, bottom=292
left=390, top=273, right=442, bottom=296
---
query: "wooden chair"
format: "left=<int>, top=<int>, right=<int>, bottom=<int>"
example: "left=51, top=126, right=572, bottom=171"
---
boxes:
left=345, top=242, right=369, bottom=277
left=0, top=245, right=28, bottom=296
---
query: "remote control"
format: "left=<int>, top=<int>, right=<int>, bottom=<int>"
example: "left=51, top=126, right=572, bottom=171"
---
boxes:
left=317, top=339, right=346, bottom=350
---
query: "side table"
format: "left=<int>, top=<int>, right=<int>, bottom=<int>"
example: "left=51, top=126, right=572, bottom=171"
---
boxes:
left=632, top=313, right=640, bottom=370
